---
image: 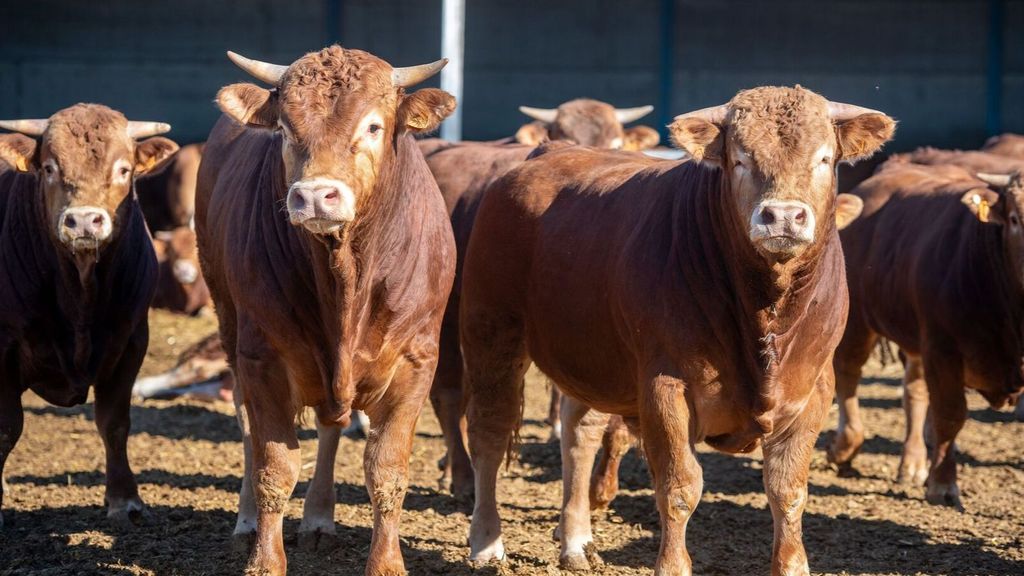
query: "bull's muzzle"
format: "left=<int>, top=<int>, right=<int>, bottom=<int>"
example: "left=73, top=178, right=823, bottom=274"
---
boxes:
left=286, top=178, right=356, bottom=234
left=173, top=259, right=199, bottom=284
left=59, top=206, right=112, bottom=249
left=749, top=200, right=815, bottom=256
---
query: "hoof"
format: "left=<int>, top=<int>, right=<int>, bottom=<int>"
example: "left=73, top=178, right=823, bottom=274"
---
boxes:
left=560, top=543, right=603, bottom=572
left=825, top=429, right=863, bottom=469
left=298, top=527, right=338, bottom=553
left=832, top=460, right=861, bottom=479
left=926, top=481, right=963, bottom=510
left=232, top=531, right=256, bottom=556
left=469, top=539, right=506, bottom=566
left=549, top=421, right=562, bottom=442
left=106, top=498, right=150, bottom=530
left=366, top=565, right=407, bottom=576
left=896, top=461, right=929, bottom=486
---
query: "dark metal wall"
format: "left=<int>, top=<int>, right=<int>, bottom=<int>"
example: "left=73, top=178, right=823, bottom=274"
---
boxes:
left=1, top=0, right=1019, bottom=150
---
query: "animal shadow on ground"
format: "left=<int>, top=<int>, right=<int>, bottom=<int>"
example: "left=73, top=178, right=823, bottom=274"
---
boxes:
left=26, top=402, right=240, bottom=443
left=603, top=494, right=1024, bottom=575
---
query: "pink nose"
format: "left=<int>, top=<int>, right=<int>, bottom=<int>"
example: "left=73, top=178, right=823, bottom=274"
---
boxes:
left=62, top=208, right=110, bottom=240
left=754, top=201, right=812, bottom=238
left=288, top=187, right=339, bottom=216
left=286, top=180, right=356, bottom=227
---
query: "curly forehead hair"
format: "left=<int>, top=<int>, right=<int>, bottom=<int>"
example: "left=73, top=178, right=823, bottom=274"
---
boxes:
left=728, top=86, right=833, bottom=176
left=279, top=46, right=397, bottom=133
left=46, top=104, right=131, bottom=175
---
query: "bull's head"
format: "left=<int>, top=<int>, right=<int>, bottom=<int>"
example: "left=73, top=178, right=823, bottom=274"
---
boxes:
left=668, top=86, right=895, bottom=264
left=216, top=45, right=456, bottom=235
left=0, top=104, right=177, bottom=257
left=962, top=172, right=1024, bottom=289
left=516, top=99, right=659, bottom=151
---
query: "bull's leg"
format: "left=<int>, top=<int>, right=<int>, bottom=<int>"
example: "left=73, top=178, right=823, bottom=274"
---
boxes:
left=827, top=322, right=876, bottom=472
left=557, top=394, right=610, bottom=570
left=1016, top=396, right=1024, bottom=422
left=762, top=382, right=830, bottom=576
left=464, top=312, right=529, bottom=565
left=0, top=384, right=24, bottom=529
left=589, top=414, right=632, bottom=510
left=428, top=319, right=472, bottom=498
left=95, top=329, right=148, bottom=529
left=547, top=382, right=563, bottom=441
left=299, top=420, right=340, bottom=552
left=232, top=384, right=259, bottom=550
left=362, top=361, right=432, bottom=576
left=922, top=352, right=966, bottom=509
left=237, top=354, right=300, bottom=576
left=640, top=374, right=702, bottom=576
left=897, top=355, right=929, bottom=485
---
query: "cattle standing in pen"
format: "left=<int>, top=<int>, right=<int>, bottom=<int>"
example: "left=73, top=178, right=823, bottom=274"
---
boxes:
left=195, top=46, right=456, bottom=575
left=419, top=98, right=659, bottom=497
left=828, top=162, right=1024, bottom=507
left=983, top=133, right=1024, bottom=160
left=151, top=226, right=210, bottom=316
left=459, top=86, right=893, bottom=575
left=136, top=142, right=204, bottom=232
left=0, top=105, right=176, bottom=528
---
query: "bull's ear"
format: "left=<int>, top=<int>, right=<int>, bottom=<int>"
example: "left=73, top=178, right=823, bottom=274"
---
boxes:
left=837, top=113, right=896, bottom=164
left=135, top=137, right=180, bottom=175
left=0, top=134, right=38, bottom=172
left=961, top=187, right=1004, bottom=225
left=835, top=194, right=864, bottom=230
left=217, top=83, right=279, bottom=128
left=515, top=121, right=549, bottom=146
left=668, top=117, right=724, bottom=166
left=397, top=88, right=456, bottom=135
left=623, top=125, right=660, bottom=151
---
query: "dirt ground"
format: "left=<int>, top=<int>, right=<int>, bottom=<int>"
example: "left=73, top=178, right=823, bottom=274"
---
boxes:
left=1, top=309, right=1022, bottom=576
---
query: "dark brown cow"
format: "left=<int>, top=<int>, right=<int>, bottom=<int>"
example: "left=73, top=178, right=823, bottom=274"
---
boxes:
left=460, top=86, right=893, bottom=574
left=893, top=146, right=1024, bottom=174
left=827, top=162, right=1024, bottom=507
left=419, top=100, right=658, bottom=497
left=151, top=226, right=210, bottom=315
left=0, top=105, right=176, bottom=528
left=196, top=46, right=456, bottom=575
left=983, top=133, right=1024, bottom=159
left=136, top=142, right=203, bottom=231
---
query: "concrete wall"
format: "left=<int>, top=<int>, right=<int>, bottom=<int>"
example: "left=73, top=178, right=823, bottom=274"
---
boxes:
left=0, top=0, right=1019, bottom=150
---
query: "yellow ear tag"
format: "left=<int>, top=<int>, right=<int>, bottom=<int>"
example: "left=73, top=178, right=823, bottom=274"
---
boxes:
left=972, top=194, right=991, bottom=223
left=15, top=157, right=28, bottom=172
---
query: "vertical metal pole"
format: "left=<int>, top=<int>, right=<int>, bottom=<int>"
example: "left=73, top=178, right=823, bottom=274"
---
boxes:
left=441, top=0, right=466, bottom=141
left=659, top=0, right=676, bottom=142
left=986, top=0, right=1004, bottom=136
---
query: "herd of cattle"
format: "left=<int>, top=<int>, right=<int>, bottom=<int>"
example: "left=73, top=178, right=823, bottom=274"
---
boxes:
left=0, top=44, right=1021, bottom=576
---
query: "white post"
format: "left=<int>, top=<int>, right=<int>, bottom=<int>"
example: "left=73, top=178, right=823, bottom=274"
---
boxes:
left=440, top=0, right=465, bottom=141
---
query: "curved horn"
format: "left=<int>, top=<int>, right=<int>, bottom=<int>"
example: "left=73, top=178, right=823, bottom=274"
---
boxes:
left=391, top=58, right=448, bottom=88
left=976, top=172, right=1013, bottom=188
left=828, top=102, right=884, bottom=121
left=614, top=105, right=654, bottom=124
left=127, top=121, right=171, bottom=139
left=674, top=104, right=729, bottom=125
left=519, top=106, right=559, bottom=124
left=0, top=119, right=49, bottom=137
left=226, top=51, right=288, bottom=85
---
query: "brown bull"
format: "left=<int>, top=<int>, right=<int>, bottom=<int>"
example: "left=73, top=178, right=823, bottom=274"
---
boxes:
left=151, top=226, right=210, bottom=315
left=137, top=142, right=203, bottom=231
left=893, top=146, right=1024, bottom=174
left=460, top=86, right=893, bottom=575
left=0, top=105, right=175, bottom=528
left=828, top=162, right=1024, bottom=507
left=196, top=46, right=456, bottom=575
left=419, top=99, right=659, bottom=497
left=983, top=133, right=1024, bottom=159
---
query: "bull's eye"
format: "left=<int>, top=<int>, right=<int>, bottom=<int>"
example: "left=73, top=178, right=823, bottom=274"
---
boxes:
left=821, top=156, right=832, bottom=165
left=43, top=164, right=55, bottom=176
left=1012, top=213, right=1020, bottom=227
left=119, top=166, right=131, bottom=177
left=368, top=124, right=383, bottom=136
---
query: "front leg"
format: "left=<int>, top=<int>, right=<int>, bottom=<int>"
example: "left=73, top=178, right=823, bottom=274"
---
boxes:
left=897, top=355, right=929, bottom=485
left=362, top=359, right=432, bottom=576
left=0, top=382, right=24, bottom=529
left=95, top=328, right=148, bottom=529
left=761, top=381, right=830, bottom=576
left=299, top=419, right=340, bottom=551
left=639, top=374, right=703, bottom=576
left=922, top=352, right=966, bottom=508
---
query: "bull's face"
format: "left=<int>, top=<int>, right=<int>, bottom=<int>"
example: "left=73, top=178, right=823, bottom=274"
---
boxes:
left=516, top=99, right=659, bottom=151
left=962, top=173, right=1024, bottom=289
left=0, top=105, right=176, bottom=256
left=216, top=46, right=456, bottom=236
left=669, top=86, right=895, bottom=264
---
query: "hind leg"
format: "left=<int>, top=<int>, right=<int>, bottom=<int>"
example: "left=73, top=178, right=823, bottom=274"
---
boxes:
left=827, top=317, right=877, bottom=472
left=463, top=311, right=529, bottom=564
left=429, top=317, right=472, bottom=498
left=547, top=382, right=563, bottom=441
left=232, top=382, right=258, bottom=551
left=897, top=355, right=929, bottom=485
left=590, top=415, right=633, bottom=510
left=299, top=420, right=340, bottom=552
left=557, top=394, right=610, bottom=570
left=0, top=382, right=23, bottom=529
